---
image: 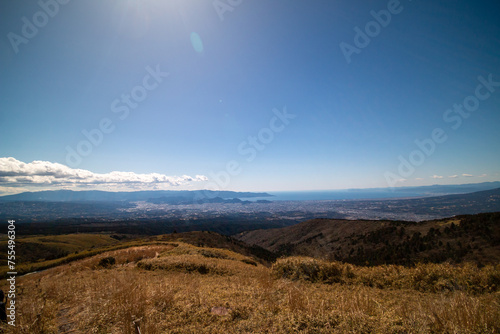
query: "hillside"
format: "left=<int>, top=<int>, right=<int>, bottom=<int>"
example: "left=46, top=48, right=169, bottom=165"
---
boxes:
left=1, top=213, right=500, bottom=332
left=0, top=233, right=124, bottom=266
left=237, top=212, right=500, bottom=266
left=156, top=231, right=277, bottom=263
left=0, top=231, right=275, bottom=279
left=2, top=238, right=499, bottom=333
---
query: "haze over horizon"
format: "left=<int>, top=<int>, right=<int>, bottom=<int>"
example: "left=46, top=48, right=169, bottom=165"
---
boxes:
left=1, top=0, right=499, bottom=195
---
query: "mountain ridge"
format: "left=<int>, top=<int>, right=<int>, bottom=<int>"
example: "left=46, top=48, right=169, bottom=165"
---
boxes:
left=0, top=189, right=273, bottom=202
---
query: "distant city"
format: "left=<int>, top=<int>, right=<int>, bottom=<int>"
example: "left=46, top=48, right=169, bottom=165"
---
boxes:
left=1, top=184, right=499, bottom=227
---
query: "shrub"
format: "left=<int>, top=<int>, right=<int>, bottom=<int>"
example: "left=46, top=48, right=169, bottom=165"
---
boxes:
left=199, top=249, right=232, bottom=260
left=98, top=256, right=116, bottom=268
left=137, top=256, right=229, bottom=275
left=272, top=257, right=344, bottom=284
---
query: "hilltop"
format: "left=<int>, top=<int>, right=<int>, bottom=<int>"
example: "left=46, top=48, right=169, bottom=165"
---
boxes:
left=0, top=231, right=275, bottom=279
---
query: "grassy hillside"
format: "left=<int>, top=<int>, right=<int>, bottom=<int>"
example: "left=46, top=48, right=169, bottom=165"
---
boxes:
left=157, top=231, right=277, bottom=263
left=237, top=212, right=500, bottom=266
left=0, top=233, right=125, bottom=266
left=1, top=213, right=499, bottom=333
left=0, top=231, right=274, bottom=278
left=1, top=241, right=499, bottom=333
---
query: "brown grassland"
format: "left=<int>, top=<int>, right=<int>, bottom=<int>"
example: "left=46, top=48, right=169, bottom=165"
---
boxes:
left=1, top=240, right=499, bottom=333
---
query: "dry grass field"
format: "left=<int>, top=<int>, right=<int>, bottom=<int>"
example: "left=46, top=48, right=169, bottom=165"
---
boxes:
left=0, top=233, right=124, bottom=277
left=1, top=241, right=499, bottom=333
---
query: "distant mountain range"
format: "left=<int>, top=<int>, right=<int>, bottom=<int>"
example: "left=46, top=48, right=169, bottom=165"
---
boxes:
left=342, top=181, right=500, bottom=196
left=347, top=187, right=500, bottom=218
left=0, top=189, right=273, bottom=203
left=1, top=181, right=499, bottom=203
left=1, top=186, right=499, bottom=224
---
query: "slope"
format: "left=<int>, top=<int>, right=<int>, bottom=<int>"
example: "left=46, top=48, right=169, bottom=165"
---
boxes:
left=237, top=212, right=500, bottom=266
left=2, top=240, right=498, bottom=333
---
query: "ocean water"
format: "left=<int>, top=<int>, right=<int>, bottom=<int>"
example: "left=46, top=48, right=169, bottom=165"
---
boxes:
left=245, top=190, right=427, bottom=202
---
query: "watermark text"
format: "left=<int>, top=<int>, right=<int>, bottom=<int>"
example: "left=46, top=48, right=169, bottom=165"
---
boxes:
left=6, top=220, right=16, bottom=327
left=7, top=0, right=71, bottom=54
left=65, top=64, right=169, bottom=167
left=385, top=74, right=500, bottom=187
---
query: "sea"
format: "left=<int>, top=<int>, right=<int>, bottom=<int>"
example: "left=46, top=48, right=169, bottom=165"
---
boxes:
left=237, top=182, right=500, bottom=202
left=243, top=189, right=428, bottom=202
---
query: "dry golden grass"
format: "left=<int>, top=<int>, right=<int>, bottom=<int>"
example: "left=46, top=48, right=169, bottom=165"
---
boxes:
left=137, top=243, right=260, bottom=276
left=273, top=257, right=500, bottom=293
left=0, top=238, right=178, bottom=278
left=1, top=243, right=499, bottom=333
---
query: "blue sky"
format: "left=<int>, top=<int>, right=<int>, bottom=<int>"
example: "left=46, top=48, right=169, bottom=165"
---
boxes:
left=0, top=0, right=499, bottom=193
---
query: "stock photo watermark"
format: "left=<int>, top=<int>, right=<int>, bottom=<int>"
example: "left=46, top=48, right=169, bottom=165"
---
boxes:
left=7, top=0, right=70, bottom=54
left=213, top=0, right=243, bottom=21
left=340, top=0, right=411, bottom=64
left=65, top=64, right=169, bottom=167
left=384, top=73, right=500, bottom=187
left=196, top=106, right=295, bottom=200
left=5, top=220, right=16, bottom=327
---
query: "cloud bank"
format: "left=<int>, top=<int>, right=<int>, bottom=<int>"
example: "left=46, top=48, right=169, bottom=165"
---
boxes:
left=0, top=157, right=207, bottom=191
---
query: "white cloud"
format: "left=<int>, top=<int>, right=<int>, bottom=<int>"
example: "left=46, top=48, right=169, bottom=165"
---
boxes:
left=448, top=175, right=458, bottom=178
left=431, top=175, right=443, bottom=179
left=462, top=173, right=474, bottom=177
left=0, top=157, right=208, bottom=191
left=478, top=174, right=487, bottom=178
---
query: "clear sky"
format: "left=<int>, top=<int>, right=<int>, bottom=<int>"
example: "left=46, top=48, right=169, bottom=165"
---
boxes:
left=1, top=0, right=499, bottom=194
